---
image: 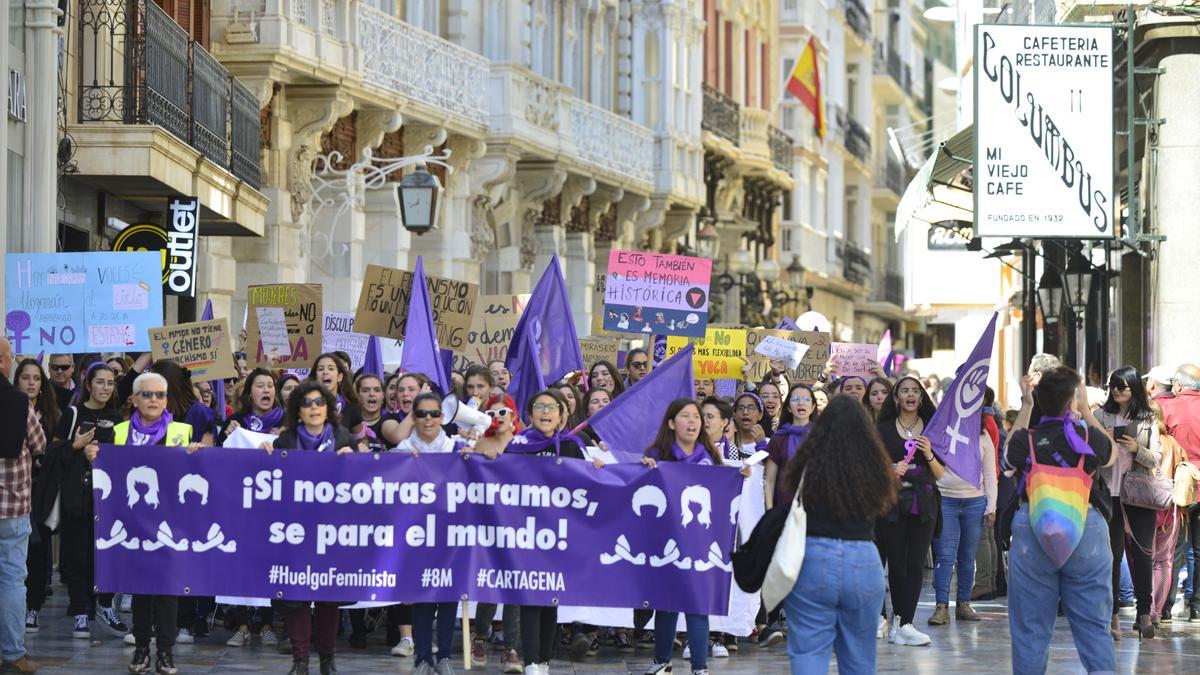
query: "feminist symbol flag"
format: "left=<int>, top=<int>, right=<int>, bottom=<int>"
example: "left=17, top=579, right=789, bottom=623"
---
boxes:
left=505, top=255, right=582, bottom=417
left=922, top=313, right=998, bottom=489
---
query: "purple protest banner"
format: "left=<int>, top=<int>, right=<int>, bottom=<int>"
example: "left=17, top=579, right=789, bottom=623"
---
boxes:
left=93, top=445, right=742, bottom=615
left=923, top=312, right=998, bottom=489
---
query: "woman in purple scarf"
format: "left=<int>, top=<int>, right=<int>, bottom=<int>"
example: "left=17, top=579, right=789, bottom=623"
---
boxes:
left=218, top=368, right=285, bottom=444
left=765, top=383, right=818, bottom=510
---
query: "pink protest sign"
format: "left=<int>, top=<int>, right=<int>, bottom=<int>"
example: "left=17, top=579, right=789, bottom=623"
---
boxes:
left=830, top=342, right=878, bottom=379
left=602, top=249, right=712, bottom=338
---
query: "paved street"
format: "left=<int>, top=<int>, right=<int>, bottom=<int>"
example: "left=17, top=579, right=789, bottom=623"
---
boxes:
left=21, top=580, right=1200, bottom=674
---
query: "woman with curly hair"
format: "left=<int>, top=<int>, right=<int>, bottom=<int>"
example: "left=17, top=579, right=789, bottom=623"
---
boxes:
left=781, top=394, right=897, bottom=673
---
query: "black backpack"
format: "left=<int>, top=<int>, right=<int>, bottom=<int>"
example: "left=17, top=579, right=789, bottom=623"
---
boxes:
left=731, top=502, right=789, bottom=593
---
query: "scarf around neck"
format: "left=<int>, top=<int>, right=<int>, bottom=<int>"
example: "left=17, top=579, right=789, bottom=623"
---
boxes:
left=775, top=422, right=811, bottom=460
left=244, top=407, right=284, bottom=432
left=297, top=423, right=335, bottom=452
left=671, top=441, right=712, bottom=465
left=508, top=427, right=585, bottom=456
left=1039, top=415, right=1095, bottom=457
left=129, top=410, right=173, bottom=445
left=404, top=430, right=453, bottom=454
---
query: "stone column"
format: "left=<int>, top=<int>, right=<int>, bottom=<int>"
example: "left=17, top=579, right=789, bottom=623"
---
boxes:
left=196, top=238, right=238, bottom=322
left=25, top=0, right=61, bottom=252
left=362, top=183, right=410, bottom=270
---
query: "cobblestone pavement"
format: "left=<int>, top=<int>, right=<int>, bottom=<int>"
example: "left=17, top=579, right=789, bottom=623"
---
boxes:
left=18, top=582, right=1200, bottom=673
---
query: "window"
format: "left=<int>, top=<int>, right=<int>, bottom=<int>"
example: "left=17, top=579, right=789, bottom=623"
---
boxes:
left=846, top=63, right=859, bottom=118
left=781, top=105, right=794, bottom=131
left=782, top=190, right=793, bottom=222
left=845, top=185, right=859, bottom=245
left=782, top=58, right=795, bottom=98
left=644, top=32, right=661, bottom=128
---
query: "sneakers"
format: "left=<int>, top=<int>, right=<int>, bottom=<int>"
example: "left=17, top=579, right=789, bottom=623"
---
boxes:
left=956, top=602, right=980, bottom=621
left=893, top=623, right=932, bottom=646
left=260, top=627, right=279, bottom=646
left=681, top=644, right=689, bottom=660
left=709, top=638, right=729, bottom=658
left=414, top=663, right=435, bottom=675
left=757, top=625, right=784, bottom=648
left=723, top=634, right=738, bottom=652
left=877, top=616, right=889, bottom=640
left=433, top=657, right=455, bottom=675
left=928, top=604, right=949, bottom=625
left=615, top=630, right=634, bottom=652
left=97, top=606, right=130, bottom=636
left=470, top=638, right=488, bottom=666
left=691, top=670, right=709, bottom=675
left=24, top=610, right=38, bottom=634
left=154, top=650, right=177, bottom=675
left=73, top=614, right=90, bottom=639
left=637, top=630, right=656, bottom=649
left=128, top=646, right=151, bottom=673
left=1191, top=607, right=1200, bottom=622
left=586, top=635, right=600, bottom=657
left=501, top=649, right=523, bottom=673
left=887, top=615, right=899, bottom=643
left=522, top=664, right=549, bottom=675
left=643, top=661, right=673, bottom=675
left=225, top=629, right=251, bottom=647
left=492, top=630, right=507, bottom=650
left=390, top=636, right=414, bottom=657
left=123, top=632, right=137, bottom=646
left=569, top=631, right=590, bottom=660
left=176, top=628, right=194, bottom=644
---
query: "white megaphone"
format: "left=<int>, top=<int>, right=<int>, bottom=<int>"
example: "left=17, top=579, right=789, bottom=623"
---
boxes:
left=441, top=394, right=492, bottom=430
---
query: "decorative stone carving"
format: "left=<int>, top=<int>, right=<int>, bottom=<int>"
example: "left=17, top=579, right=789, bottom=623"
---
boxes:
left=403, top=125, right=450, bottom=155
left=355, top=109, right=404, bottom=159
left=560, top=175, right=597, bottom=215
left=588, top=185, right=624, bottom=229
left=523, top=75, right=561, bottom=132
left=520, top=208, right=540, bottom=270
left=287, top=86, right=354, bottom=223
left=470, top=195, right=497, bottom=259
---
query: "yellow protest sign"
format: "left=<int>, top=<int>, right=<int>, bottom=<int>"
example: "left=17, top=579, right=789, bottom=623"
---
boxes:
left=666, top=327, right=748, bottom=380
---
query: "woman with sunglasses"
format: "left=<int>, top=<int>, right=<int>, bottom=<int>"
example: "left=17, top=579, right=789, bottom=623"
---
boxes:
left=624, top=349, right=652, bottom=388
left=87, top=372, right=199, bottom=675
left=765, top=384, right=817, bottom=510
left=270, top=381, right=353, bottom=675
left=588, top=360, right=625, bottom=398
left=1094, top=366, right=1163, bottom=638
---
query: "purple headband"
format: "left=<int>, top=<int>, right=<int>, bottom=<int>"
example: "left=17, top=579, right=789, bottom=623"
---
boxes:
left=737, top=392, right=764, bottom=413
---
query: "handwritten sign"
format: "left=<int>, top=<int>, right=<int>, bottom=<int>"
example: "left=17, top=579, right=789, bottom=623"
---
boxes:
left=149, top=318, right=236, bottom=381
left=580, top=338, right=620, bottom=369
left=255, top=307, right=291, bottom=358
left=322, top=312, right=370, bottom=371
left=745, top=329, right=830, bottom=383
left=666, top=328, right=747, bottom=380
left=450, top=294, right=529, bottom=370
left=602, top=250, right=712, bottom=338
left=753, top=336, right=811, bottom=370
left=354, top=264, right=479, bottom=353
left=830, top=342, right=878, bottom=379
left=4, top=252, right=164, bottom=353
left=590, top=269, right=612, bottom=336
left=245, top=284, right=322, bottom=368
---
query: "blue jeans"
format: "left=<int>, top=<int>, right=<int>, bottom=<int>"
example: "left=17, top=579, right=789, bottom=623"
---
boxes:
left=653, top=611, right=708, bottom=670
left=1119, top=557, right=1134, bottom=603
left=0, top=517, right=31, bottom=662
left=933, top=495, right=987, bottom=604
left=412, top=602, right=456, bottom=667
left=1009, top=505, right=1115, bottom=675
left=783, top=537, right=884, bottom=675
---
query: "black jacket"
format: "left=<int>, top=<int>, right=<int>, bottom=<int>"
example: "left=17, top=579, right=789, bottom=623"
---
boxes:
left=273, top=426, right=354, bottom=452
left=0, top=373, right=30, bottom=459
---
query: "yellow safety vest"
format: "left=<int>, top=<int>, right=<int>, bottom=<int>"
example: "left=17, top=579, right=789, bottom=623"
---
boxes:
left=113, top=421, right=193, bottom=447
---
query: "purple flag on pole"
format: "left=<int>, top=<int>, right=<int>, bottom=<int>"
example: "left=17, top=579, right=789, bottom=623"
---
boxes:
left=200, top=299, right=225, bottom=421
left=877, top=329, right=895, bottom=376
left=399, top=257, right=450, bottom=394
left=923, top=313, right=998, bottom=489
left=439, top=349, right=455, bottom=382
left=505, top=255, right=583, bottom=414
left=362, top=336, right=385, bottom=378
left=588, top=344, right=695, bottom=460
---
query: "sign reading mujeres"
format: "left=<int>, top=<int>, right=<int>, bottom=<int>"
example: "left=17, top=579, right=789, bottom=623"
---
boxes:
left=974, top=25, right=1113, bottom=238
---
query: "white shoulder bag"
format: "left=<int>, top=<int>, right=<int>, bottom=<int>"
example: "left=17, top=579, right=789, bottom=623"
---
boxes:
left=762, top=473, right=806, bottom=612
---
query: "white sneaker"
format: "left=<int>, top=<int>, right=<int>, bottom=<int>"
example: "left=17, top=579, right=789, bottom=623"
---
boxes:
left=225, top=629, right=250, bottom=647
left=893, top=623, right=931, bottom=646
left=24, top=610, right=38, bottom=634
left=124, top=632, right=154, bottom=646
left=73, top=614, right=90, bottom=639
left=887, top=615, right=899, bottom=643
left=708, top=639, right=729, bottom=658
left=391, top=636, right=415, bottom=657
left=877, top=616, right=888, bottom=640
left=177, top=628, right=194, bottom=644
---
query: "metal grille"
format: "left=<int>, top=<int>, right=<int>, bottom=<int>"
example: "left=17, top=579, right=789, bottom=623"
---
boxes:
left=142, top=1, right=190, bottom=140
left=191, top=44, right=230, bottom=167
left=702, top=84, right=740, bottom=146
left=768, top=125, right=793, bottom=173
left=230, top=78, right=263, bottom=189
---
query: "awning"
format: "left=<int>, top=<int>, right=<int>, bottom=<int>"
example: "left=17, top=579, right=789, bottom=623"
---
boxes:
left=895, top=125, right=974, bottom=240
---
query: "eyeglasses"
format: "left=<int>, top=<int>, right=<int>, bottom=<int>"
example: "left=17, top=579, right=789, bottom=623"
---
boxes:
left=897, top=387, right=923, bottom=395
left=760, top=393, right=781, bottom=400
left=531, top=402, right=558, bottom=413
left=137, top=391, right=167, bottom=400
left=300, top=396, right=326, bottom=408
left=49, top=364, right=72, bottom=372
left=1107, top=382, right=1129, bottom=392
left=196, top=387, right=212, bottom=395
left=413, top=409, right=443, bottom=419
left=734, top=405, right=760, bottom=414
left=486, top=409, right=512, bottom=419
left=629, top=360, right=649, bottom=370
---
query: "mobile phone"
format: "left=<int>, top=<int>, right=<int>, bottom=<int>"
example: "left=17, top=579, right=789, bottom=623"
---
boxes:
left=1112, top=425, right=1127, bottom=439
left=744, top=450, right=770, bottom=466
left=78, top=421, right=96, bottom=434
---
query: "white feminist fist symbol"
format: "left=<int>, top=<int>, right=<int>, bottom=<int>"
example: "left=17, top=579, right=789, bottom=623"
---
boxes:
left=944, top=360, right=991, bottom=456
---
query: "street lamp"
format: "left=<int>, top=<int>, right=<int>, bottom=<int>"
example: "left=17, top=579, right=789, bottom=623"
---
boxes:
left=756, top=259, right=781, bottom=284
left=397, top=165, right=444, bottom=235
left=1037, top=268, right=1063, bottom=326
left=696, top=218, right=720, bottom=259
left=1062, top=252, right=1094, bottom=373
left=786, top=256, right=805, bottom=289
left=728, top=250, right=755, bottom=276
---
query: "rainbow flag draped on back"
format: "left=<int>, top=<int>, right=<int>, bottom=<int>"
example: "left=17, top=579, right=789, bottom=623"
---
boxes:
left=1026, top=446, right=1092, bottom=569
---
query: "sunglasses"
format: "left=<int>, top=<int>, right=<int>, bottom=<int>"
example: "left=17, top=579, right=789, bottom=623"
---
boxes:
left=137, top=390, right=167, bottom=400
left=486, top=409, right=513, bottom=419
left=1107, top=382, right=1129, bottom=392
left=628, top=361, right=649, bottom=370
left=300, top=396, right=327, bottom=408
left=413, top=409, right=443, bottom=419
left=50, top=364, right=72, bottom=372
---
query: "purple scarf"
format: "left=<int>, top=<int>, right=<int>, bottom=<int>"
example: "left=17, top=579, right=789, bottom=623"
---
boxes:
left=1039, top=415, right=1095, bottom=457
left=508, top=428, right=586, bottom=456
left=129, top=410, right=173, bottom=446
left=671, top=441, right=712, bottom=465
left=775, top=422, right=811, bottom=461
left=336, top=395, right=347, bottom=414
left=244, top=407, right=284, bottom=433
left=296, top=423, right=335, bottom=453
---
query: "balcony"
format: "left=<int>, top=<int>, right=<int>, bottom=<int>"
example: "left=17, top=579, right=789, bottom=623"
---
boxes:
left=702, top=84, right=740, bottom=146
left=768, top=126, right=793, bottom=174
left=875, top=154, right=906, bottom=197
left=882, top=272, right=904, bottom=307
left=873, top=42, right=911, bottom=103
left=843, top=0, right=871, bottom=44
left=842, top=242, right=872, bottom=287
left=839, top=110, right=871, bottom=164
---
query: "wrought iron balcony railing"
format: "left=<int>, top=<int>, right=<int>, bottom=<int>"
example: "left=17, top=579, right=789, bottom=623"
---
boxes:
left=882, top=271, right=904, bottom=307
left=841, top=112, right=871, bottom=164
left=874, top=41, right=911, bottom=93
left=844, top=0, right=871, bottom=42
left=842, top=242, right=872, bottom=286
left=702, top=84, right=740, bottom=146
left=876, top=154, right=906, bottom=196
left=78, top=0, right=262, bottom=188
left=768, top=125, right=793, bottom=173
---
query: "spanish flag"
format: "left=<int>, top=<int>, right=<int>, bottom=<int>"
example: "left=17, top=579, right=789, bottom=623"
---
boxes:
left=786, top=37, right=825, bottom=140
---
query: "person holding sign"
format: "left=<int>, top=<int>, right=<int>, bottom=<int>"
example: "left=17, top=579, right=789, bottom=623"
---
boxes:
left=86, top=372, right=198, bottom=675
left=270, top=381, right=353, bottom=675
left=875, top=377, right=943, bottom=647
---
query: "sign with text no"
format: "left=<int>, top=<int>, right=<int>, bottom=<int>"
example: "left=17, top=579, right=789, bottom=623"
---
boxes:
left=666, top=328, right=747, bottom=380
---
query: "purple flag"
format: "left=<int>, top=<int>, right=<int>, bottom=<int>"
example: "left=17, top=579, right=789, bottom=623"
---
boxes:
left=587, top=344, right=695, bottom=459
left=200, top=299, right=225, bottom=421
left=399, top=257, right=450, bottom=394
left=505, top=255, right=583, bottom=413
left=439, top=349, right=455, bottom=382
left=877, top=329, right=895, bottom=377
left=362, top=336, right=385, bottom=378
left=923, top=313, right=998, bottom=489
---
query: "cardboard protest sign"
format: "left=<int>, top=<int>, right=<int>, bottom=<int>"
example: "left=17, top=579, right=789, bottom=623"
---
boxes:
left=580, top=337, right=621, bottom=369
left=149, top=319, right=236, bottom=381
left=245, top=284, right=322, bottom=368
left=602, top=250, right=712, bottom=338
left=745, top=329, right=830, bottom=383
left=753, top=335, right=810, bottom=370
left=590, top=268, right=612, bottom=336
left=830, top=342, right=878, bottom=379
left=322, top=312, right=370, bottom=371
left=666, top=327, right=747, bottom=380
left=454, top=294, right=529, bottom=370
left=4, top=252, right=164, bottom=354
left=354, top=264, right=479, bottom=353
